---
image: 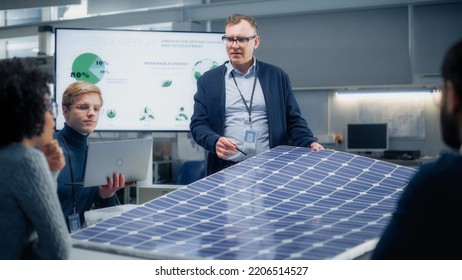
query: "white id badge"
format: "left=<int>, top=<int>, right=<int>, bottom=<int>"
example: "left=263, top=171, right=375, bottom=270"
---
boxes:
left=244, top=130, right=257, bottom=153
left=68, top=213, right=81, bottom=233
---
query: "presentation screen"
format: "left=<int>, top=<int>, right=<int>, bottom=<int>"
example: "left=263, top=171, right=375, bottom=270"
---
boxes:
left=54, top=28, right=228, bottom=131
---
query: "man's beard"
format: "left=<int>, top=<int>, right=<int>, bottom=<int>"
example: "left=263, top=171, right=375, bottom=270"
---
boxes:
left=440, top=98, right=461, bottom=150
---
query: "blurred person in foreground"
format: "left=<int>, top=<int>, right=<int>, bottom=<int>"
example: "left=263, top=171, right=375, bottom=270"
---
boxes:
left=0, top=57, right=70, bottom=259
left=190, top=14, right=323, bottom=175
left=372, top=38, right=462, bottom=259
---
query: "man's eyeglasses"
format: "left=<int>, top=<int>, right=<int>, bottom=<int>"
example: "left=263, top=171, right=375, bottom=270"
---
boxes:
left=68, top=104, right=103, bottom=114
left=222, top=35, right=257, bottom=45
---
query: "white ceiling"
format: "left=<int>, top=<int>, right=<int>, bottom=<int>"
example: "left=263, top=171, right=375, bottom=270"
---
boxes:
left=1, top=0, right=447, bottom=33
left=0, top=0, right=453, bottom=57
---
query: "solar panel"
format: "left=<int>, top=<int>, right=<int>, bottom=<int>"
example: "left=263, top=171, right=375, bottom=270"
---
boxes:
left=72, top=145, right=416, bottom=259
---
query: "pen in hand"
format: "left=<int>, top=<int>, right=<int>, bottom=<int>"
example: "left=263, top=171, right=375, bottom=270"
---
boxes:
left=235, top=146, right=247, bottom=156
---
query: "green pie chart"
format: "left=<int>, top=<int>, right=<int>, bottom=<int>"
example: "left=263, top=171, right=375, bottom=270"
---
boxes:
left=71, top=53, right=105, bottom=84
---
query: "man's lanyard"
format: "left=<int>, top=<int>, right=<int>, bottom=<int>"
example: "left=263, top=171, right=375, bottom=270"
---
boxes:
left=60, top=136, right=89, bottom=216
left=230, top=66, right=258, bottom=124
left=60, top=137, right=78, bottom=215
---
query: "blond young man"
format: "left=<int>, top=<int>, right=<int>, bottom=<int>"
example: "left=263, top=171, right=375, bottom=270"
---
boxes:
left=54, top=81, right=130, bottom=232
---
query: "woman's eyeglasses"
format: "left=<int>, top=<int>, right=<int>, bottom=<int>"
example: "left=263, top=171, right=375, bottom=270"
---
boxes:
left=45, top=101, right=59, bottom=116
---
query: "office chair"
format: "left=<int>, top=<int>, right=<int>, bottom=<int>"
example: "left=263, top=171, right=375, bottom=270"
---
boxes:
left=176, top=160, right=206, bottom=185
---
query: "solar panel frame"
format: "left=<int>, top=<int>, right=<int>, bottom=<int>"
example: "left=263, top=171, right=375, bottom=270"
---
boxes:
left=72, top=145, right=416, bottom=259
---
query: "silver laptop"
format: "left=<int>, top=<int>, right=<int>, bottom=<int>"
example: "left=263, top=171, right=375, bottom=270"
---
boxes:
left=77, top=138, right=152, bottom=187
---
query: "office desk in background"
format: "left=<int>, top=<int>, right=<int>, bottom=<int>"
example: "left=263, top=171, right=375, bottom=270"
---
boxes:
left=136, top=184, right=182, bottom=204
left=152, top=159, right=175, bottom=184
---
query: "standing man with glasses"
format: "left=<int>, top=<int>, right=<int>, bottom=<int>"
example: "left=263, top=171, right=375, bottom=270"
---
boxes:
left=190, top=14, right=324, bottom=175
left=54, top=81, right=131, bottom=232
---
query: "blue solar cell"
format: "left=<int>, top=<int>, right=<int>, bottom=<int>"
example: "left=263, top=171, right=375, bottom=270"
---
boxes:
left=166, top=188, right=199, bottom=201
left=356, top=172, right=387, bottom=184
left=330, top=188, right=360, bottom=200
left=369, top=161, right=397, bottom=173
left=323, top=214, right=353, bottom=225
left=143, top=196, right=177, bottom=209
left=336, top=165, right=364, bottom=178
left=290, top=192, right=322, bottom=205
left=164, top=216, right=201, bottom=228
left=72, top=225, right=106, bottom=241
left=316, top=197, right=346, bottom=208
left=306, top=184, right=337, bottom=196
left=263, top=160, right=289, bottom=170
left=299, top=169, right=330, bottom=182
left=323, top=175, right=352, bottom=187
left=187, top=208, right=223, bottom=220
left=123, top=206, right=155, bottom=218
left=353, top=194, right=384, bottom=204
left=367, top=203, right=397, bottom=214
left=272, top=201, right=306, bottom=213
left=268, top=172, right=295, bottom=185
left=191, top=180, right=217, bottom=191
left=89, top=228, right=128, bottom=243
left=117, top=220, right=152, bottom=231
left=112, top=234, right=150, bottom=247
left=94, top=215, right=131, bottom=227
left=337, top=201, right=370, bottom=212
left=72, top=146, right=416, bottom=259
left=343, top=180, right=373, bottom=192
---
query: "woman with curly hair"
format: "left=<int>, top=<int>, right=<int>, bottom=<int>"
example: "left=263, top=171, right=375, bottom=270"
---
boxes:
left=0, top=57, right=71, bottom=259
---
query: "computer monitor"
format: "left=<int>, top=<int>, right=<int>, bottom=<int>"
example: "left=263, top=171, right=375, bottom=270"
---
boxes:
left=346, top=123, right=388, bottom=153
